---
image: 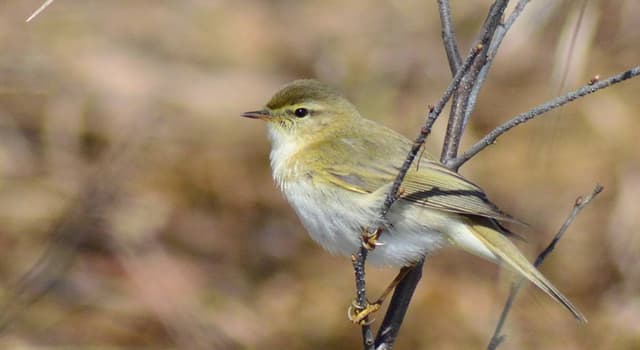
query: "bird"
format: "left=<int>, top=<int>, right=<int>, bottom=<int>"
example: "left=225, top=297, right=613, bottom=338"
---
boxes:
left=242, top=79, right=585, bottom=322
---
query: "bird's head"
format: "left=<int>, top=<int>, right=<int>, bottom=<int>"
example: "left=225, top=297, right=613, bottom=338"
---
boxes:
left=242, top=79, right=361, bottom=145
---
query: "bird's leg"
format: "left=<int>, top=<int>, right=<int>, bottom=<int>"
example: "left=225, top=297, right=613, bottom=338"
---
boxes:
left=348, top=266, right=412, bottom=324
left=361, top=227, right=384, bottom=250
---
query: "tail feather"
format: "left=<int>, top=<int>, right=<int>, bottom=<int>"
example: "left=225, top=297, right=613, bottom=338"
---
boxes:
left=461, top=222, right=586, bottom=322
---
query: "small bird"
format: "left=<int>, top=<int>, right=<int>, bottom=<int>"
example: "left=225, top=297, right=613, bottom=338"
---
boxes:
left=242, top=79, right=585, bottom=322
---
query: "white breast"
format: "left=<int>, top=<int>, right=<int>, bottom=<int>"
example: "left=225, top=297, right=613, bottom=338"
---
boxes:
left=266, top=124, right=447, bottom=267
left=267, top=126, right=300, bottom=187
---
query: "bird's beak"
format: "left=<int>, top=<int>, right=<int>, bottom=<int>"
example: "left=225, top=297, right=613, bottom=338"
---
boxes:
left=241, top=109, right=271, bottom=120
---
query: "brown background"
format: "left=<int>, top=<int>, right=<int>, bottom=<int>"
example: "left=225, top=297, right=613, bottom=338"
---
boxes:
left=1, top=1, right=639, bottom=349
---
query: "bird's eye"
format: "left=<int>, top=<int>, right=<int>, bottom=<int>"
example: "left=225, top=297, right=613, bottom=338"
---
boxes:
left=294, top=108, right=309, bottom=118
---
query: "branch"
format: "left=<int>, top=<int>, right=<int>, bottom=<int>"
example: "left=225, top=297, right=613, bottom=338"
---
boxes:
left=487, top=184, right=603, bottom=350
left=353, top=248, right=375, bottom=349
left=352, top=43, right=483, bottom=347
left=365, top=44, right=484, bottom=350
left=441, top=0, right=510, bottom=163
left=449, top=65, right=640, bottom=169
left=380, top=44, right=484, bottom=213
left=461, top=0, right=532, bottom=133
left=437, top=0, right=462, bottom=74
left=374, top=261, right=423, bottom=349
left=369, top=2, right=516, bottom=347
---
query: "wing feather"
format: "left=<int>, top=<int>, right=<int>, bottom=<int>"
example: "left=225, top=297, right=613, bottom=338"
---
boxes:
left=400, top=163, right=522, bottom=224
left=299, top=121, right=521, bottom=225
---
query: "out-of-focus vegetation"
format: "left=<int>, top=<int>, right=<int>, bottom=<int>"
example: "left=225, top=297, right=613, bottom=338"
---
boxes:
left=0, top=1, right=639, bottom=349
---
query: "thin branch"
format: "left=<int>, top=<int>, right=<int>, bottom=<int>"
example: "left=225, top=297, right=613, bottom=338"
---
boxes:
left=369, top=2, right=516, bottom=347
left=487, top=184, right=603, bottom=350
left=366, top=44, right=484, bottom=349
left=535, top=184, right=603, bottom=266
left=26, top=0, right=56, bottom=22
left=449, top=65, right=640, bottom=169
left=352, top=248, right=375, bottom=350
left=462, top=0, right=532, bottom=133
left=437, top=0, right=462, bottom=74
left=352, top=43, right=482, bottom=347
left=441, top=0, right=510, bottom=163
left=374, top=261, right=423, bottom=349
left=380, top=45, right=484, bottom=213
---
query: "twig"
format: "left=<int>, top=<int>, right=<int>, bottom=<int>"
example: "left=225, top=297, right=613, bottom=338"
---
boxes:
left=462, top=0, right=532, bottom=133
left=441, top=0, right=510, bottom=163
left=535, top=184, right=603, bottom=266
left=486, top=184, right=603, bottom=350
left=26, top=0, right=56, bottom=22
left=380, top=44, right=484, bottom=213
left=353, top=247, right=375, bottom=350
left=370, top=2, right=515, bottom=347
left=366, top=44, right=484, bottom=349
left=374, top=262, right=423, bottom=349
left=352, top=42, right=482, bottom=347
left=448, top=65, right=640, bottom=169
left=437, top=0, right=462, bottom=74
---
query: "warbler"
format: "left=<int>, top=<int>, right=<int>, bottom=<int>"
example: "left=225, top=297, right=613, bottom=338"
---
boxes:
left=242, top=79, right=585, bottom=322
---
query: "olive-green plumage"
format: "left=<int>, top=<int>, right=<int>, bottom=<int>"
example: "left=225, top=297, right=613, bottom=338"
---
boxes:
left=242, top=79, right=586, bottom=322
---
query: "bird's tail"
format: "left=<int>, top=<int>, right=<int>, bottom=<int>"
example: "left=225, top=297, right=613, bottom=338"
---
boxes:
left=457, top=221, right=586, bottom=322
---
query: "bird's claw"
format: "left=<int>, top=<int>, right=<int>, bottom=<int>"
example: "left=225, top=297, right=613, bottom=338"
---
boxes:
left=347, top=299, right=381, bottom=325
left=361, top=228, right=384, bottom=250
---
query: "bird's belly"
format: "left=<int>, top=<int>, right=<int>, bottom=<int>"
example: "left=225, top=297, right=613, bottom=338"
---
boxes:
left=283, top=180, right=373, bottom=257
left=282, top=180, right=447, bottom=267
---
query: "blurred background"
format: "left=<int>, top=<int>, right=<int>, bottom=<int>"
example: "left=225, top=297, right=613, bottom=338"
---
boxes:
left=0, top=1, right=639, bottom=349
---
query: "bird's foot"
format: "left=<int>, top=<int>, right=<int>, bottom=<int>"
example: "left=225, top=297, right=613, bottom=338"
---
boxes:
left=347, top=299, right=381, bottom=325
left=361, top=227, right=384, bottom=250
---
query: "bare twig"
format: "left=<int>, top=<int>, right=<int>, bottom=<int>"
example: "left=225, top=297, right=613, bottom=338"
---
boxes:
left=448, top=65, right=640, bottom=169
left=462, top=0, right=532, bottom=133
left=369, top=2, right=516, bottom=348
left=437, top=0, right=462, bottom=74
left=26, top=0, right=56, bottom=22
left=487, top=184, right=603, bottom=350
left=353, top=247, right=375, bottom=350
left=350, top=2, right=638, bottom=349
left=374, top=261, right=423, bottom=349
left=381, top=44, right=483, bottom=213
left=441, top=0, right=510, bottom=163
left=352, top=43, right=483, bottom=347
left=535, top=184, right=603, bottom=266
left=367, top=44, right=484, bottom=349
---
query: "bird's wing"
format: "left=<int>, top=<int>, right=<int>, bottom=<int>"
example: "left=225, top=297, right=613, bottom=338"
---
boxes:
left=304, top=129, right=406, bottom=194
left=399, top=161, right=522, bottom=224
left=302, top=122, right=520, bottom=224
left=319, top=155, right=520, bottom=225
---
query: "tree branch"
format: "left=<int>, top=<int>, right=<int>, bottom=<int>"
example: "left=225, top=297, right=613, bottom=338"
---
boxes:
left=350, top=2, right=639, bottom=348
left=351, top=43, right=484, bottom=348
left=367, top=2, right=518, bottom=348
left=381, top=45, right=484, bottom=213
left=487, top=184, right=603, bottom=350
left=353, top=248, right=375, bottom=350
left=374, top=264, right=423, bottom=350
left=448, top=65, right=640, bottom=169
left=441, top=0, right=510, bottom=162
left=437, top=0, right=462, bottom=74
left=461, top=0, right=532, bottom=134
